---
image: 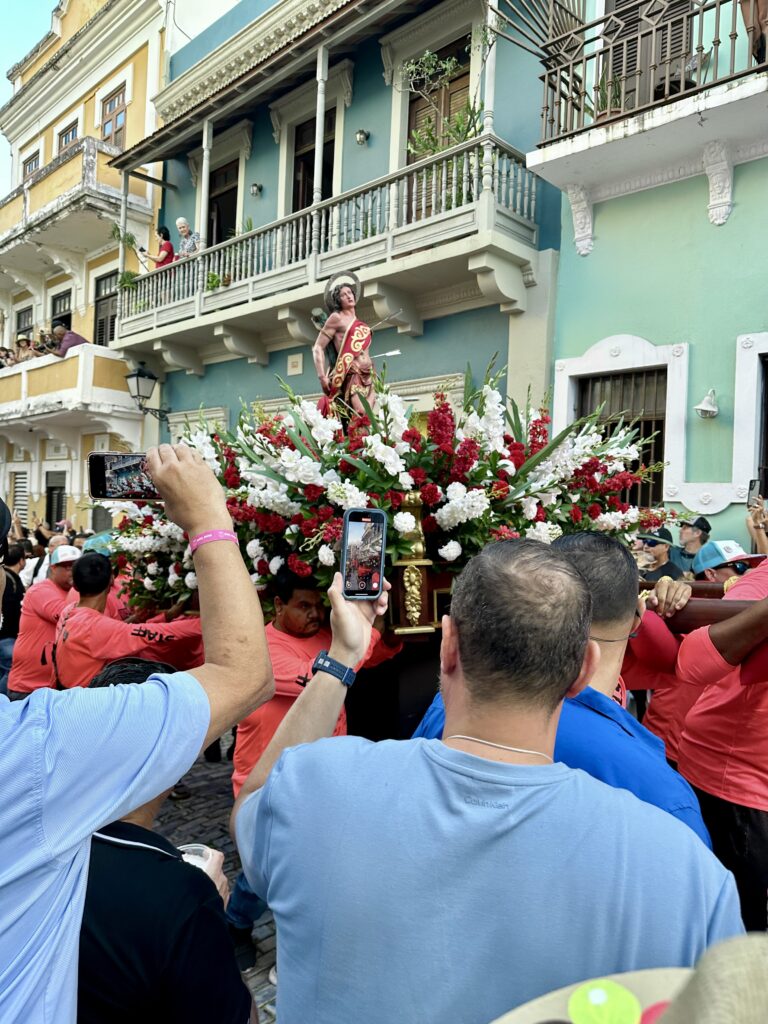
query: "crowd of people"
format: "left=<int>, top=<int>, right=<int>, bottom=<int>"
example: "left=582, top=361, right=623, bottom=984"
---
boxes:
left=0, top=322, right=90, bottom=367
left=1, top=453, right=767, bottom=1023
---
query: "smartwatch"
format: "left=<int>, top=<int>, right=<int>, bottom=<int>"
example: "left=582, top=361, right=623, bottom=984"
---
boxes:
left=311, top=650, right=356, bottom=687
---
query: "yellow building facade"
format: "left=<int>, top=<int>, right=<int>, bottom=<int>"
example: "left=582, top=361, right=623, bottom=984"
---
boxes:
left=0, top=0, right=233, bottom=529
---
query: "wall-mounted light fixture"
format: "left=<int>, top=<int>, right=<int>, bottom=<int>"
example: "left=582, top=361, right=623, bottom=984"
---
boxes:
left=250, top=183, right=263, bottom=197
left=694, top=388, right=719, bottom=419
left=355, top=129, right=370, bottom=146
left=124, top=362, right=170, bottom=422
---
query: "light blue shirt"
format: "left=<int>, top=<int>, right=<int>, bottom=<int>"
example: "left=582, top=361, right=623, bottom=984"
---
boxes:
left=0, top=674, right=210, bottom=1024
left=238, top=737, right=743, bottom=1024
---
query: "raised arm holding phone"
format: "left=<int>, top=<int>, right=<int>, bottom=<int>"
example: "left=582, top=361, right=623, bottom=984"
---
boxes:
left=0, top=444, right=273, bottom=1024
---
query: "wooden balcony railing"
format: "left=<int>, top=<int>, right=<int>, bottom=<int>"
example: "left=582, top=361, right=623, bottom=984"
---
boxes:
left=539, top=0, right=764, bottom=144
left=119, top=135, right=538, bottom=327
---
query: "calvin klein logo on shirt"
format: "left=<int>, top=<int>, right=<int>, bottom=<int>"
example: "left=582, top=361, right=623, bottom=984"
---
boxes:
left=464, top=796, right=509, bottom=810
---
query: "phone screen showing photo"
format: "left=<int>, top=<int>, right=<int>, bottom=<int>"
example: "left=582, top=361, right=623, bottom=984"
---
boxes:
left=89, top=452, right=159, bottom=500
left=342, top=510, right=386, bottom=599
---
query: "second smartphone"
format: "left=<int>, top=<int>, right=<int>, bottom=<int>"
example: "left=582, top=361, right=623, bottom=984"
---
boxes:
left=340, top=508, right=387, bottom=600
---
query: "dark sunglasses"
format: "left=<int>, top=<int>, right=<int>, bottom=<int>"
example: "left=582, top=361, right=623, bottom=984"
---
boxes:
left=643, top=539, right=661, bottom=547
left=716, top=561, right=749, bottom=575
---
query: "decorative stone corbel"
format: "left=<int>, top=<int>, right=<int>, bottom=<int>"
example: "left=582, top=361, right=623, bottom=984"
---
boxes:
left=187, top=155, right=199, bottom=188
left=380, top=42, right=394, bottom=85
left=154, top=340, right=203, bottom=376
left=213, top=324, right=268, bottom=365
left=702, top=140, right=732, bottom=226
left=467, top=252, right=526, bottom=314
left=270, top=109, right=282, bottom=145
left=277, top=306, right=316, bottom=345
left=363, top=281, right=423, bottom=337
left=566, top=185, right=593, bottom=256
left=339, top=63, right=354, bottom=108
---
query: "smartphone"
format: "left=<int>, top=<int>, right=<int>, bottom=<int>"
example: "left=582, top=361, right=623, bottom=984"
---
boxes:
left=747, top=478, right=763, bottom=509
left=340, top=508, right=387, bottom=600
left=88, top=451, right=160, bottom=500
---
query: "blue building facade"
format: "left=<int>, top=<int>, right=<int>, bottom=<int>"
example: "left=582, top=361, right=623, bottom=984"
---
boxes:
left=110, top=0, right=561, bottom=435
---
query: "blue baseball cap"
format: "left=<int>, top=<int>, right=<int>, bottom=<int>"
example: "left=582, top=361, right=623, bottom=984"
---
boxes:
left=692, top=540, right=764, bottom=575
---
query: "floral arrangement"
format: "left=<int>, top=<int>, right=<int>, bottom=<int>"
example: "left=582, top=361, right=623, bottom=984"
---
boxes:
left=107, top=366, right=672, bottom=610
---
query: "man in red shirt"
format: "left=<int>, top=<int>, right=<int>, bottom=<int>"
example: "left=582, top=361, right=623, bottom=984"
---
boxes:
left=7, top=544, right=81, bottom=700
left=52, top=553, right=203, bottom=689
left=232, top=568, right=402, bottom=796
left=676, top=555, right=768, bottom=929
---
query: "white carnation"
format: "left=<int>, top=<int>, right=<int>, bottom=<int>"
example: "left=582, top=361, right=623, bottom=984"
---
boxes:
left=246, top=538, right=264, bottom=561
left=327, top=480, right=369, bottom=511
left=446, top=481, right=467, bottom=502
left=146, top=562, right=160, bottom=576
left=398, top=472, right=414, bottom=491
left=269, top=556, right=284, bottom=575
left=524, top=521, right=563, bottom=544
left=167, top=570, right=181, bottom=588
left=318, top=544, right=336, bottom=566
left=393, top=511, right=416, bottom=534
left=184, top=571, right=198, bottom=590
left=438, top=540, right=462, bottom=561
left=143, top=578, right=156, bottom=591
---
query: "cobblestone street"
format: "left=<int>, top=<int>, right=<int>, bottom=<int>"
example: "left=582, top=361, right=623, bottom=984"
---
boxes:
left=156, top=734, right=277, bottom=1019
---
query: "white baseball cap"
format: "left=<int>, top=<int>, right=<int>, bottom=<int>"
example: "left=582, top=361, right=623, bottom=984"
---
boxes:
left=50, top=545, right=82, bottom=566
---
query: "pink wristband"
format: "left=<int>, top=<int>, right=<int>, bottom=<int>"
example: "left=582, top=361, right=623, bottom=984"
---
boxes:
left=189, top=530, right=238, bottom=553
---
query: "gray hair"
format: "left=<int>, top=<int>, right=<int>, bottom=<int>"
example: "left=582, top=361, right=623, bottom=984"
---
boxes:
left=175, top=217, right=189, bottom=228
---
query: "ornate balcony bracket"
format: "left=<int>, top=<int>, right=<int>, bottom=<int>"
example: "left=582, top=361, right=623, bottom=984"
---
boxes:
left=364, top=281, right=423, bottom=337
left=566, top=185, right=594, bottom=256
left=468, top=251, right=527, bottom=314
left=276, top=306, right=316, bottom=345
left=154, top=340, right=203, bottom=376
left=213, top=324, right=268, bottom=365
left=703, top=140, right=733, bottom=226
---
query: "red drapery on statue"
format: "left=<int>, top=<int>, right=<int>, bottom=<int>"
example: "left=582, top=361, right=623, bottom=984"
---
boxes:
left=318, top=319, right=374, bottom=416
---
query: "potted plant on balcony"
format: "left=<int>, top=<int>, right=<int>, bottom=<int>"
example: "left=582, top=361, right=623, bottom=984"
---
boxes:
left=594, top=64, right=623, bottom=121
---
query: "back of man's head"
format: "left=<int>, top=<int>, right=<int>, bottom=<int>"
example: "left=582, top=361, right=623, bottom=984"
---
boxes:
left=73, top=552, right=113, bottom=597
left=90, top=657, right=177, bottom=688
left=552, top=533, right=638, bottom=628
left=273, top=566, right=317, bottom=603
left=6, top=543, right=24, bottom=568
left=449, top=539, right=592, bottom=713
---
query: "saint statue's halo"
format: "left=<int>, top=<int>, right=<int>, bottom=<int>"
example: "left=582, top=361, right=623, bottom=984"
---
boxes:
left=323, top=271, right=362, bottom=311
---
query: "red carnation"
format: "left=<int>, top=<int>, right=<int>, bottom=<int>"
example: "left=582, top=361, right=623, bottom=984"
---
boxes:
left=422, top=514, right=438, bottom=534
left=115, top=553, right=128, bottom=570
left=491, top=480, right=509, bottom=501
left=290, top=513, right=304, bottom=526
left=587, top=503, right=602, bottom=520
left=338, top=459, right=355, bottom=475
left=287, top=553, right=312, bottom=577
left=300, top=516, right=319, bottom=537
left=508, top=442, right=527, bottom=469
left=223, top=464, right=241, bottom=487
left=402, top=428, right=423, bottom=452
left=317, top=504, right=334, bottom=521
left=408, top=467, right=427, bottom=485
left=570, top=506, right=583, bottom=524
left=304, top=484, right=324, bottom=502
left=385, top=489, right=404, bottom=509
left=322, top=518, right=343, bottom=542
left=420, top=483, right=442, bottom=507
left=142, top=515, right=154, bottom=527
left=256, top=558, right=270, bottom=575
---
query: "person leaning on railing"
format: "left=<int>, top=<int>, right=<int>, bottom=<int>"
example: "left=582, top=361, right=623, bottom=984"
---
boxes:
left=175, top=217, right=201, bottom=257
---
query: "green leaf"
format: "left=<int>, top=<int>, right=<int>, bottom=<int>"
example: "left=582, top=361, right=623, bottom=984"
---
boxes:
left=506, top=396, right=523, bottom=441
left=357, top=391, right=382, bottom=433
left=339, top=454, right=388, bottom=488
left=505, top=418, right=587, bottom=502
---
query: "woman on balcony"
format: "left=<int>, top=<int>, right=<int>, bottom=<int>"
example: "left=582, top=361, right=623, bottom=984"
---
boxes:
left=14, top=338, right=35, bottom=363
left=143, top=227, right=175, bottom=269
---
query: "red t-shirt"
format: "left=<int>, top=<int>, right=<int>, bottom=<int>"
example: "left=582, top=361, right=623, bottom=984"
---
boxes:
left=156, top=240, right=174, bottom=267
left=8, top=579, right=71, bottom=693
left=677, top=559, right=768, bottom=809
left=65, top=576, right=131, bottom=620
left=623, top=611, right=701, bottom=763
left=52, top=606, right=204, bottom=689
left=231, top=622, right=401, bottom=796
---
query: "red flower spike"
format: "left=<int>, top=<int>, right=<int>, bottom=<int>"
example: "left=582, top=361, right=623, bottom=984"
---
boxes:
left=287, top=553, right=313, bottom=578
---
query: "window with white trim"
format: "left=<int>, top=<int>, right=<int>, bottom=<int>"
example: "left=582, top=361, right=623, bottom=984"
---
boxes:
left=58, top=121, right=78, bottom=151
left=22, top=152, right=40, bottom=179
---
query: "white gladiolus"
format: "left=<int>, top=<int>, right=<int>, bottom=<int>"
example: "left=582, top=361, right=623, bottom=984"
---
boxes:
left=182, top=431, right=220, bottom=473
left=298, top=400, right=341, bottom=448
left=438, top=540, right=462, bottom=561
left=269, top=556, right=285, bottom=575
left=522, top=496, right=540, bottom=521
left=327, top=480, right=369, bottom=511
left=363, top=434, right=406, bottom=477
left=393, top=511, right=416, bottom=534
left=184, top=571, right=199, bottom=590
left=318, top=544, right=336, bottom=566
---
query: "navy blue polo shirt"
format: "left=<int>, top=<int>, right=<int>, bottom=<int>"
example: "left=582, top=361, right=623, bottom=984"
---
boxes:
left=413, top=688, right=711, bottom=848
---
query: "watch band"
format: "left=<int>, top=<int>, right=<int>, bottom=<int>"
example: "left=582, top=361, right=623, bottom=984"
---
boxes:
left=312, top=650, right=356, bottom=687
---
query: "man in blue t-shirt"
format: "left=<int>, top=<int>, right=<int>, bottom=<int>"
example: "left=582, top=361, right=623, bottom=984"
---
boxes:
left=233, top=540, right=742, bottom=1024
left=415, top=533, right=710, bottom=846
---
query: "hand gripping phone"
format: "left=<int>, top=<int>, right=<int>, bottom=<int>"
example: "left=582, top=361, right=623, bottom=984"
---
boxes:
left=340, top=508, right=387, bottom=600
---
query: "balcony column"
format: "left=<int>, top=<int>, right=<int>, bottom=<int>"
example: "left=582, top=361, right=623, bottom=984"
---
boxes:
left=116, top=171, right=129, bottom=322
left=481, top=8, right=498, bottom=194
left=311, top=45, right=329, bottom=256
left=197, top=119, right=214, bottom=298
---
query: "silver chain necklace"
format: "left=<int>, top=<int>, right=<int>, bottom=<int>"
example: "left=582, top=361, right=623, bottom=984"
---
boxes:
left=445, top=735, right=553, bottom=763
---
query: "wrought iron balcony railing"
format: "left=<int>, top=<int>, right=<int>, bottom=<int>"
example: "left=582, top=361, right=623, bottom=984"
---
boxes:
left=539, top=0, right=764, bottom=144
